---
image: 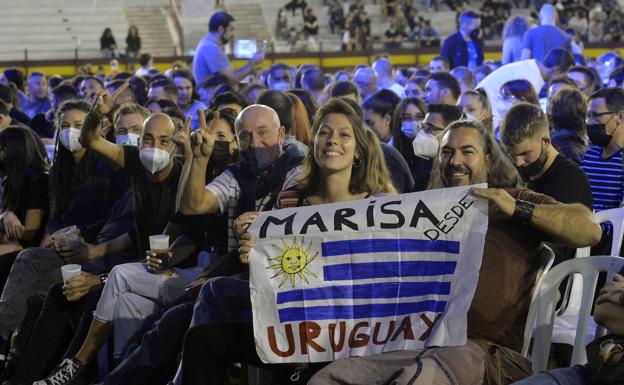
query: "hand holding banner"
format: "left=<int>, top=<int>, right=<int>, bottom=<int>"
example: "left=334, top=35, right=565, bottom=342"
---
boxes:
left=249, top=184, right=489, bottom=363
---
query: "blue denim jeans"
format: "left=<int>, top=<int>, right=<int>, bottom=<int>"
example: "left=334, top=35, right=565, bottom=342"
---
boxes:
left=512, top=365, right=591, bottom=385
left=189, top=275, right=252, bottom=327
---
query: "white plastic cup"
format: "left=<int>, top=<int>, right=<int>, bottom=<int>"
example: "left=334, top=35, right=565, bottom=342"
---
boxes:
left=61, top=264, right=81, bottom=283
left=149, top=235, right=170, bottom=253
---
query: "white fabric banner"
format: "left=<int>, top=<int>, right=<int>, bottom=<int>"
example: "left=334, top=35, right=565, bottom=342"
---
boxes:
left=249, top=184, right=489, bottom=363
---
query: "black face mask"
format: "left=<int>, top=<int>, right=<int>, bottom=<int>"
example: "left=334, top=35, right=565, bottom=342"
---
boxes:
left=587, top=124, right=613, bottom=147
left=210, top=140, right=233, bottom=163
left=469, top=28, right=481, bottom=40
left=518, top=143, right=547, bottom=179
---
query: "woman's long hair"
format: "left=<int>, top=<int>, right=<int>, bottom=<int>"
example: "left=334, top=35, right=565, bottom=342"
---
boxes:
left=298, top=98, right=396, bottom=196
left=0, top=126, right=48, bottom=212
left=503, top=16, right=528, bottom=39
left=287, top=92, right=312, bottom=146
left=428, top=119, right=522, bottom=189
left=390, top=97, right=427, bottom=155
left=460, top=89, right=493, bottom=132
left=549, top=88, right=587, bottom=137
left=50, top=99, right=96, bottom=220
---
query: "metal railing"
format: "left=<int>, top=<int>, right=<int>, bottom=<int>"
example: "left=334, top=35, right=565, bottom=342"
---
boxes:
left=169, top=0, right=184, bottom=54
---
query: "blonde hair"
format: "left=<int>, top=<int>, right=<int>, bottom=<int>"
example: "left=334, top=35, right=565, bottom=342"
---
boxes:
left=298, top=98, right=396, bottom=196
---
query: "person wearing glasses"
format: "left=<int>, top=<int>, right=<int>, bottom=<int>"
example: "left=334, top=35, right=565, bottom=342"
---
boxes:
left=580, top=88, right=624, bottom=216
left=411, top=104, right=463, bottom=191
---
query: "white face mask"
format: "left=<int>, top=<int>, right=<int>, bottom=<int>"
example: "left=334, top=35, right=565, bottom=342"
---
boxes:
left=412, top=129, right=439, bottom=160
left=116, top=133, right=140, bottom=146
left=401, top=121, right=417, bottom=139
left=59, top=127, right=83, bottom=152
left=139, top=147, right=171, bottom=174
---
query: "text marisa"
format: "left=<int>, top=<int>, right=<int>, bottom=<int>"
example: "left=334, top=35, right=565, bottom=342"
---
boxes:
left=258, top=195, right=475, bottom=241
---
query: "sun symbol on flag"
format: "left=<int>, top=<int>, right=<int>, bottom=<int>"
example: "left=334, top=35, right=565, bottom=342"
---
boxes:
left=267, top=237, right=318, bottom=288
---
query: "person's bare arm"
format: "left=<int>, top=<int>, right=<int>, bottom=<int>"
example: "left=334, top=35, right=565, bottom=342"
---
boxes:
left=219, top=51, right=264, bottom=83
left=520, top=48, right=532, bottom=60
left=471, top=188, right=602, bottom=248
left=79, top=84, right=130, bottom=168
left=178, top=110, right=220, bottom=215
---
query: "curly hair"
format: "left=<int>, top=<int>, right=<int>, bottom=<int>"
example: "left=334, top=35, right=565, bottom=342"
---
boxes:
left=503, top=16, right=528, bottom=39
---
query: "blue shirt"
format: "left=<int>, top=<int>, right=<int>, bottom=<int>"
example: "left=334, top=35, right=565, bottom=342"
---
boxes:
left=522, top=25, right=571, bottom=62
left=467, top=40, right=478, bottom=71
left=192, top=36, right=231, bottom=84
left=183, top=99, right=208, bottom=131
left=580, top=146, right=624, bottom=212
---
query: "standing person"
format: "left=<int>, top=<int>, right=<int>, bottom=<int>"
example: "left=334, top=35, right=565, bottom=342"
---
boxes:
left=521, top=4, right=571, bottom=61
left=192, top=11, right=264, bottom=84
left=501, top=16, right=528, bottom=65
left=440, top=11, right=483, bottom=71
left=126, top=25, right=142, bottom=59
left=172, top=69, right=208, bottom=131
left=22, top=72, right=51, bottom=119
left=100, top=28, right=118, bottom=59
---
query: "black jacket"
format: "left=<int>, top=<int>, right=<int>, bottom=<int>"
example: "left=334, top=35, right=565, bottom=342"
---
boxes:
left=440, top=31, right=484, bottom=69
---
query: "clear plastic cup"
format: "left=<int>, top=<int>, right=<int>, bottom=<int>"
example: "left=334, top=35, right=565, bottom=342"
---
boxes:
left=61, top=264, right=81, bottom=283
left=149, top=235, right=170, bottom=269
left=53, top=226, right=80, bottom=249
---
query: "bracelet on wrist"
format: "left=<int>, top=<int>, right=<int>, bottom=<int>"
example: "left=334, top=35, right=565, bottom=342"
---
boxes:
left=513, top=199, right=535, bottom=224
left=99, top=274, right=108, bottom=285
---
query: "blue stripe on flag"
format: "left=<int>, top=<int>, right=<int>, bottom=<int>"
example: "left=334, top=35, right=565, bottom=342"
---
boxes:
left=323, top=261, right=457, bottom=281
left=321, top=239, right=459, bottom=257
left=278, top=300, right=447, bottom=322
left=276, top=281, right=451, bottom=304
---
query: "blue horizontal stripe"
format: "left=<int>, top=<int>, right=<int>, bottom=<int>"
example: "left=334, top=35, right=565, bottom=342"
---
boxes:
left=276, top=281, right=451, bottom=304
left=278, top=300, right=447, bottom=322
left=321, top=239, right=460, bottom=257
left=323, top=261, right=457, bottom=281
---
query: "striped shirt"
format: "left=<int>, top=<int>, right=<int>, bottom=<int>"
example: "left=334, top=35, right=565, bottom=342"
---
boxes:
left=580, top=146, right=624, bottom=212
left=205, top=166, right=301, bottom=251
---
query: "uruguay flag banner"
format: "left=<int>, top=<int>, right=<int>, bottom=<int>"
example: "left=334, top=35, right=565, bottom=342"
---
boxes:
left=248, top=184, right=488, bottom=363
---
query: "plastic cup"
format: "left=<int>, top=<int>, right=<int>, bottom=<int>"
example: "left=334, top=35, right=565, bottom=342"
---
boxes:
left=61, top=264, right=81, bottom=283
left=53, top=226, right=80, bottom=249
left=149, top=235, right=170, bottom=269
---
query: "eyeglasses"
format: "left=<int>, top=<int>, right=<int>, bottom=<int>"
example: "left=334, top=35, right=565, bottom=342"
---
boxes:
left=419, top=122, right=445, bottom=134
left=586, top=111, right=621, bottom=120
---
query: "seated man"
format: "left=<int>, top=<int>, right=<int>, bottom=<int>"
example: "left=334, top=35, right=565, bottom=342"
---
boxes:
left=308, top=120, right=601, bottom=384
left=512, top=272, right=624, bottom=385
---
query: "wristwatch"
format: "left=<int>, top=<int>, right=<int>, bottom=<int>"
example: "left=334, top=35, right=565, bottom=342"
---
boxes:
left=99, top=274, right=108, bottom=286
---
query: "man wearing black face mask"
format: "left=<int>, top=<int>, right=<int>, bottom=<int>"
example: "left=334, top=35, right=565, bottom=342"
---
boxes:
left=179, top=104, right=303, bottom=251
left=440, top=11, right=483, bottom=71
left=581, top=88, right=624, bottom=213
left=502, top=103, right=592, bottom=210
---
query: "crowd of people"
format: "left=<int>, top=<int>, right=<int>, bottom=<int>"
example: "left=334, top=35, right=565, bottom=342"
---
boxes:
left=0, top=4, right=622, bottom=385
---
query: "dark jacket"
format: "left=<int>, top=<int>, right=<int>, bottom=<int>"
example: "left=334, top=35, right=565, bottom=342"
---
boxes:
left=440, top=31, right=484, bottom=69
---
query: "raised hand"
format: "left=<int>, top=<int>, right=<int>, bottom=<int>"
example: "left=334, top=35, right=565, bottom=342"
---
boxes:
left=173, top=116, right=193, bottom=160
left=89, top=82, right=129, bottom=118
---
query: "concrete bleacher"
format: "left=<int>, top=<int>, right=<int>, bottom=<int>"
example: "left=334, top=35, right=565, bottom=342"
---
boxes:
left=0, top=0, right=176, bottom=61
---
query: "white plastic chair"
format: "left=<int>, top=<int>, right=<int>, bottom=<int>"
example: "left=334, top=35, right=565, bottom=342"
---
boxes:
left=531, top=256, right=624, bottom=373
left=551, top=207, right=624, bottom=348
left=522, top=243, right=555, bottom=357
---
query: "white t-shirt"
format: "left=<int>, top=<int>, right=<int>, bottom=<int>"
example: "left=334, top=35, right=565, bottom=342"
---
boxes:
left=476, top=59, right=544, bottom=129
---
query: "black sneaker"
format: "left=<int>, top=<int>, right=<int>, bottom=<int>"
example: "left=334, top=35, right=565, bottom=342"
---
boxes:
left=33, top=358, right=86, bottom=385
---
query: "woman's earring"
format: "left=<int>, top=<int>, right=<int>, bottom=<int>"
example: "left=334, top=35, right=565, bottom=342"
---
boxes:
left=353, top=158, right=362, bottom=168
